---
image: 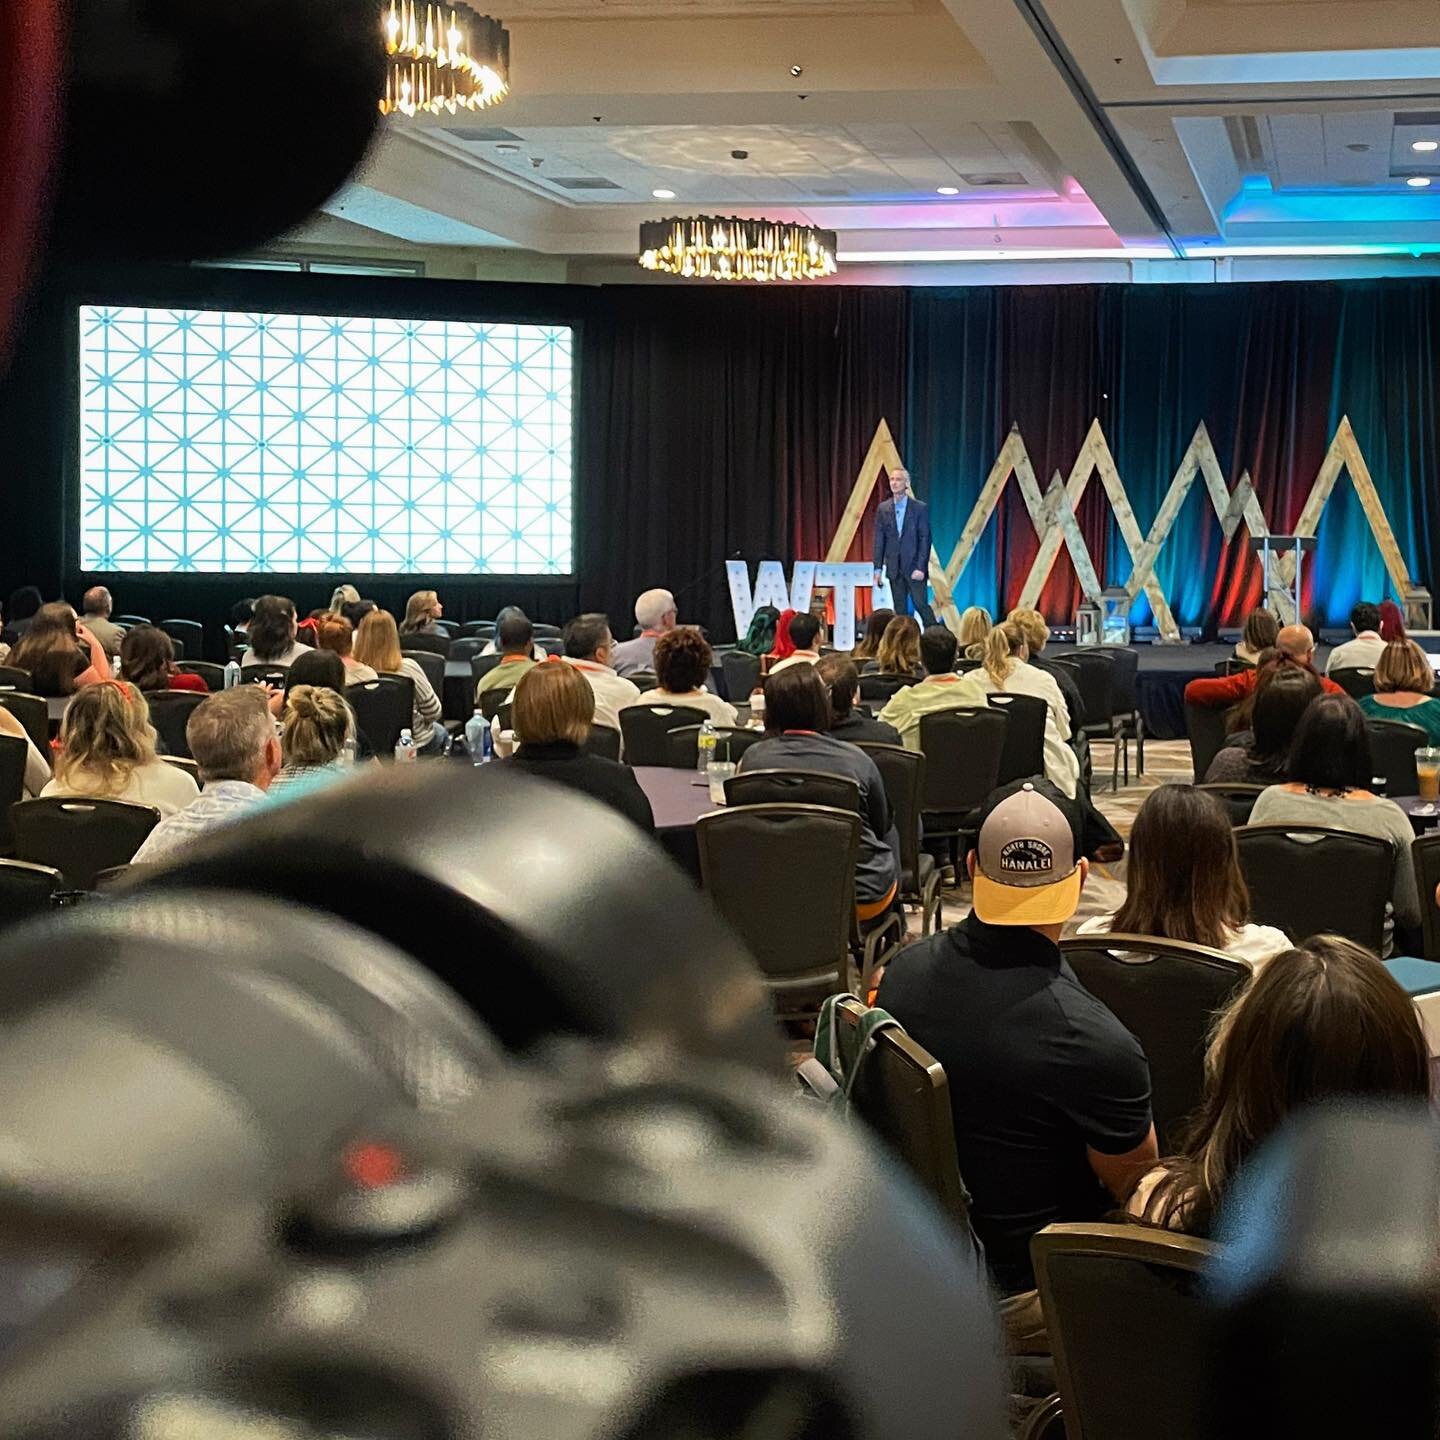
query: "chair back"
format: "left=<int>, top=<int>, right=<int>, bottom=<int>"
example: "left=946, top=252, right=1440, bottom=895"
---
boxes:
left=497, top=701, right=513, bottom=732
left=1067, top=652, right=1115, bottom=731
left=0, top=665, right=32, bottom=691
left=144, top=690, right=207, bottom=759
left=241, top=665, right=290, bottom=688
left=349, top=675, right=416, bottom=757
left=1235, top=823, right=1395, bottom=951
left=1331, top=666, right=1377, bottom=699
left=1103, top=648, right=1139, bottom=716
left=161, top=756, right=202, bottom=784
left=725, top=767, right=861, bottom=813
left=433, top=619, right=458, bottom=637
left=629, top=670, right=659, bottom=694
left=115, top=614, right=151, bottom=628
left=584, top=725, right=621, bottom=761
left=0, top=692, right=49, bottom=757
left=479, top=686, right=515, bottom=721
left=1032, top=1223, right=1217, bottom=1440
left=986, top=691, right=1047, bottom=784
left=401, top=647, right=446, bottom=694
left=1414, top=833, right=1440, bottom=961
left=459, top=621, right=495, bottom=639
left=0, top=734, right=28, bottom=854
left=532, top=623, right=563, bottom=640
left=0, top=858, right=64, bottom=928
left=859, top=672, right=916, bottom=704
left=917, top=708, right=1005, bottom=812
left=666, top=725, right=760, bottom=769
left=1214, top=658, right=1254, bottom=676
left=617, top=704, right=710, bottom=766
left=696, top=803, right=858, bottom=1011
left=538, top=637, right=565, bottom=657
left=399, top=631, right=452, bottom=658
left=471, top=653, right=504, bottom=686
left=176, top=661, right=225, bottom=692
left=1194, top=782, right=1267, bottom=827
left=11, top=796, right=161, bottom=888
left=159, top=619, right=204, bottom=661
left=1185, top=702, right=1230, bottom=783
left=451, top=636, right=485, bottom=664
left=855, top=741, right=924, bottom=885
left=1366, top=718, right=1426, bottom=795
left=720, top=649, right=760, bottom=703
left=1059, top=935, right=1250, bottom=1150
left=827, top=995, right=973, bottom=1231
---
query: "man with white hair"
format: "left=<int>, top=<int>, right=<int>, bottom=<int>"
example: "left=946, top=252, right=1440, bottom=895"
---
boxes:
left=80, top=586, right=123, bottom=659
left=610, top=587, right=678, bottom=678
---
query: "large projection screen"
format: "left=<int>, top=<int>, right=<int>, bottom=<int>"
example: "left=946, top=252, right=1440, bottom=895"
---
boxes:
left=77, top=305, right=574, bottom=575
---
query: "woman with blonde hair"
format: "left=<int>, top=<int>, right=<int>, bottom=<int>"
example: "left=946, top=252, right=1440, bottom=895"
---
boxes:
left=851, top=607, right=894, bottom=664
left=328, top=584, right=361, bottom=616
left=956, top=605, right=993, bottom=655
left=270, top=684, right=356, bottom=797
left=1235, top=607, right=1278, bottom=665
left=40, top=681, right=198, bottom=816
left=8, top=601, right=111, bottom=696
left=970, top=619, right=1080, bottom=797
left=1008, top=605, right=1085, bottom=729
left=875, top=614, right=922, bottom=677
left=1357, top=637, right=1440, bottom=743
left=352, top=609, right=445, bottom=754
left=400, top=589, right=445, bottom=637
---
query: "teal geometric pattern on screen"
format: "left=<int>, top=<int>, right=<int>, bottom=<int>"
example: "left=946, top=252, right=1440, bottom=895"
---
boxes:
left=79, top=306, right=574, bottom=574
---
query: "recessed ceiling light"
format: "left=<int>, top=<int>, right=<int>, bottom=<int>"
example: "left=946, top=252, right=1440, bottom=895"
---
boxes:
left=936, top=185, right=960, bottom=196
left=652, top=188, right=676, bottom=199
left=1408, top=176, right=1432, bottom=187
left=1412, top=140, right=1439, bottom=153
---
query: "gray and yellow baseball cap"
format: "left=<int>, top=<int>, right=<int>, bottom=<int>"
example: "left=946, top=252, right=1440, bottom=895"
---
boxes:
left=971, top=778, right=1084, bottom=926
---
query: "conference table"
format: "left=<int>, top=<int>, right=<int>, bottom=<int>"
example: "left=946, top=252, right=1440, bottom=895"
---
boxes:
left=633, top=765, right=721, bottom=880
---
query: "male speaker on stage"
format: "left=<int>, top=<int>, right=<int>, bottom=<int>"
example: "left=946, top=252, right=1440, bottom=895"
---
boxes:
left=874, top=467, right=935, bottom=625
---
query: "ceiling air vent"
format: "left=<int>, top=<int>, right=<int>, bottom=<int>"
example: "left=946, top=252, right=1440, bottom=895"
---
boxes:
left=550, top=177, right=624, bottom=190
left=959, top=172, right=1027, bottom=187
left=443, top=126, right=524, bottom=142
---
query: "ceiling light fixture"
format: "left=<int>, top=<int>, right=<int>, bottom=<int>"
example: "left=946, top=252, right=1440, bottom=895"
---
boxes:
left=651, top=188, right=676, bottom=200
left=380, top=1, right=510, bottom=117
left=936, top=186, right=960, bottom=196
left=1408, top=176, right=1433, bottom=187
left=1412, top=140, right=1439, bottom=153
left=639, top=216, right=838, bottom=281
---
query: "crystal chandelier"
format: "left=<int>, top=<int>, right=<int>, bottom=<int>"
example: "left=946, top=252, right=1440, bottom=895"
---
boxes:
left=381, top=1, right=510, bottom=117
left=638, top=216, right=839, bottom=282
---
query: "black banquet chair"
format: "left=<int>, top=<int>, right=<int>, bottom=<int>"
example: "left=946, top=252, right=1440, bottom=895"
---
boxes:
left=721, top=649, right=760, bottom=703
left=857, top=741, right=943, bottom=935
left=986, top=691, right=1047, bottom=786
left=584, top=725, right=622, bottom=761
left=724, top=768, right=861, bottom=813
left=176, top=661, right=226, bottom=692
left=1330, top=666, right=1377, bottom=700
left=1235, top=823, right=1395, bottom=952
left=1184, top=702, right=1229, bottom=784
left=451, top=636, right=485, bottom=665
left=1366, top=718, right=1426, bottom=796
left=1194, top=782, right=1267, bottom=827
left=916, top=707, right=1006, bottom=869
left=11, top=797, right=161, bottom=889
left=349, top=676, right=415, bottom=758
left=0, top=692, right=48, bottom=758
left=1413, top=832, right=1440, bottom=961
left=398, top=631, right=452, bottom=658
left=0, top=733, right=29, bottom=855
left=859, top=673, right=916, bottom=705
left=0, top=665, right=32, bottom=691
left=401, top=647, right=446, bottom=695
left=160, top=619, right=204, bottom=662
left=0, top=858, right=65, bottom=929
left=144, top=690, right=207, bottom=759
left=617, top=703, right=709, bottom=766
left=1059, top=934, right=1250, bottom=1151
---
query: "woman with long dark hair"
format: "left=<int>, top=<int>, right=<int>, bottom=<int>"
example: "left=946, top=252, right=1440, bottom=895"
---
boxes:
left=8, top=601, right=110, bottom=695
left=242, top=595, right=311, bottom=667
left=851, top=607, right=894, bottom=664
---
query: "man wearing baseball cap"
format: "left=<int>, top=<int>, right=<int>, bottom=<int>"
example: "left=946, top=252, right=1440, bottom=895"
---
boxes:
left=877, top=778, right=1157, bottom=1323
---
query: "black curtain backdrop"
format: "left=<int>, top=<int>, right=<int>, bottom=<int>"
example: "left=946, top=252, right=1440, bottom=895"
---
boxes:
left=1, top=265, right=1437, bottom=656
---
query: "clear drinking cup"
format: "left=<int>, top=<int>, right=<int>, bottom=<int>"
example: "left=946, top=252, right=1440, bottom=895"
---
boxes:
left=1417, top=747, right=1440, bottom=805
left=707, top=760, right=736, bottom=806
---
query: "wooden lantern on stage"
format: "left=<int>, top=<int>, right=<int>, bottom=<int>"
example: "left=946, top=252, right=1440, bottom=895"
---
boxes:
left=1075, top=599, right=1102, bottom=648
left=1101, top=587, right=1132, bottom=646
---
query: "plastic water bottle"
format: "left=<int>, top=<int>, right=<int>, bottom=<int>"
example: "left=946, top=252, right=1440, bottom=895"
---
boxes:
left=465, top=708, right=492, bottom=765
left=341, top=736, right=357, bottom=768
left=394, top=728, right=417, bottom=764
left=697, top=718, right=718, bottom=772
left=224, top=660, right=241, bottom=689
left=749, top=686, right=766, bottom=731
left=112, top=656, right=122, bottom=679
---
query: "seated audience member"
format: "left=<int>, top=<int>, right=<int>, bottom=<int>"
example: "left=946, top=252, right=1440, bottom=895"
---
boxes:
left=242, top=595, right=312, bottom=668
left=476, top=613, right=539, bottom=702
left=479, top=605, right=546, bottom=661
left=625, top=627, right=737, bottom=726
left=850, top=607, right=894, bottom=663
left=1250, top=693, right=1421, bottom=950
left=1076, top=784, right=1289, bottom=966
left=969, top=619, right=1080, bottom=798
left=1204, top=664, right=1321, bottom=784
left=0, top=707, right=50, bottom=797
left=41, top=681, right=199, bottom=817
left=766, top=609, right=798, bottom=668
left=768, top=611, right=823, bottom=674
left=353, top=610, right=445, bottom=755
left=1234, top=607, right=1279, bottom=665
left=561, top=613, right=641, bottom=734
left=878, top=779, right=1156, bottom=1307
left=737, top=604, right=781, bottom=656
left=120, top=625, right=207, bottom=694
left=817, top=655, right=903, bottom=747
left=1357, top=638, right=1440, bottom=742
left=314, top=615, right=378, bottom=683
left=956, top=605, right=992, bottom=657
left=610, top=588, right=678, bottom=677
left=328, top=583, right=360, bottom=616
left=228, top=598, right=255, bottom=636
left=8, top=602, right=111, bottom=696
left=340, top=598, right=377, bottom=633
left=739, top=665, right=899, bottom=920
left=132, top=688, right=281, bottom=863
left=1325, top=600, right=1384, bottom=674
left=80, top=586, right=124, bottom=659
left=400, top=589, right=445, bottom=637
left=1009, top=607, right=1085, bottom=728
left=877, top=625, right=986, bottom=752
left=1379, top=598, right=1407, bottom=643
left=270, top=683, right=356, bottom=798
left=507, top=661, right=654, bottom=833
left=1131, top=936, right=1428, bottom=1234
left=869, top=614, right=922, bottom=677
left=1185, top=624, right=1342, bottom=709
left=2, top=586, right=43, bottom=646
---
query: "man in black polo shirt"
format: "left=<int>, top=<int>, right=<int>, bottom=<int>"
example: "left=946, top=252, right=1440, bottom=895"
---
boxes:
left=876, top=778, right=1155, bottom=1311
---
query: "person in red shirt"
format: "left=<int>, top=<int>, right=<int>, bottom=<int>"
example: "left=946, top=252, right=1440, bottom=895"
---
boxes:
left=1184, top=624, right=1344, bottom=709
left=120, top=624, right=208, bottom=694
